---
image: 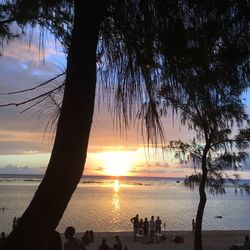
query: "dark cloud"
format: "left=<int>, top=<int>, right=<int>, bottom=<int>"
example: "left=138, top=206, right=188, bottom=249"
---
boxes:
left=0, top=141, right=51, bottom=155
left=0, top=164, right=45, bottom=174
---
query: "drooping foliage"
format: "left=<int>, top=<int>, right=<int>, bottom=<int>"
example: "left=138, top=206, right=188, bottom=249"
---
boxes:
left=0, top=1, right=249, bottom=250
left=1, top=0, right=249, bottom=142
left=158, top=1, right=249, bottom=249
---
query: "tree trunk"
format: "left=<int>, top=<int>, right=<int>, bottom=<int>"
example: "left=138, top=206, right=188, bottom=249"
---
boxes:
left=2, top=2, right=108, bottom=250
left=194, top=147, right=209, bottom=250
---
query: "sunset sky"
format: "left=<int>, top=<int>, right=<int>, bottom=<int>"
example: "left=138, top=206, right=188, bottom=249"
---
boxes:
left=0, top=29, right=250, bottom=178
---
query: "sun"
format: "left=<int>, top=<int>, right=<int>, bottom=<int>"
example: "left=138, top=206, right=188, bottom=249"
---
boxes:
left=98, top=151, right=134, bottom=176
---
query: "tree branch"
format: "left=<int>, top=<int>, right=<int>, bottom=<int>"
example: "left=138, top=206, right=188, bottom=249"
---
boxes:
left=0, top=73, right=65, bottom=96
left=0, top=84, right=64, bottom=108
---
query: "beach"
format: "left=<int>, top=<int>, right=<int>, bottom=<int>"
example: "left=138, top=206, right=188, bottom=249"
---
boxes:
left=64, top=231, right=250, bottom=250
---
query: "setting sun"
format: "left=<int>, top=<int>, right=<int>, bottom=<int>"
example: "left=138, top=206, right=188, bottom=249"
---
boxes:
left=98, top=151, right=134, bottom=176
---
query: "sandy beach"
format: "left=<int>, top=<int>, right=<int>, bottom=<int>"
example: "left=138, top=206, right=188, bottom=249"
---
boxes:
left=62, top=231, right=250, bottom=250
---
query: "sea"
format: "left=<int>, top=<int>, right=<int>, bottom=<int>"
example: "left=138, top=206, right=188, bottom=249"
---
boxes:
left=0, top=174, right=250, bottom=234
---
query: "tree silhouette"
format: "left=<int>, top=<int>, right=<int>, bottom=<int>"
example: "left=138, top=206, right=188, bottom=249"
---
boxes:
left=159, top=1, right=250, bottom=248
left=1, top=1, right=108, bottom=249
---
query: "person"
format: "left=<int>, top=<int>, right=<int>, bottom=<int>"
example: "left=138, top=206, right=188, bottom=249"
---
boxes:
left=16, top=217, right=20, bottom=225
left=155, top=216, right=162, bottom=234
left=0, top=232, right=6, bottom=242
left=12, top=216, right=17, bottom=230
left=81, top=230, right=90, bottom=246
left=243, top=236, right=250, bottom=250
left=0, top=232, right=6, bottom=248
left=64, top=226, right=85, bottom=250
left=149, top=216, right=156, bottom=243
left=98, top=238, right=111, bottom=250
left=143, top=218, right=149, bottom=236
left=113, top=235, right=123, bottom=250
left=192, top=219, right=196, bottom=231
left=138, top=218, right=144, bottom=235
left=130, top=214, right=139, bottom=240
left=89, top=230, right=94, bottom=242
left=47, top=230, right=62, bottom=250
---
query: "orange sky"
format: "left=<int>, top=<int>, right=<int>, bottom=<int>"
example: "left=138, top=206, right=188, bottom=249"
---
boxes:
left=0, top=29, right=250, bottom=178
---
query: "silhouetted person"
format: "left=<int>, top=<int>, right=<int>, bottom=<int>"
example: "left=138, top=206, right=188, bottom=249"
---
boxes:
left=149, top=216, right=156, bottom=243
left=243, top=236, right=250, bottom=250
left=130, top=214, right=139, bottom=240
left=155, top=216, right=162, bottom=234
left=98, top=238, right=111, bottom=250
left=143, top=218, right=149, bottom=236
left=64, top=226, right=85, bottom=250
left=1, top=232, right=6, bottom=242
left=192, top=219, right=196, bottom=231
left=89, top=230, right=94, bottom=242
left=12, top=216, right=17, bottom=230
left=138, top=219, right=144, bottom=235
left=113, top=235, right=122, bottom=250
left=47, top=230, right=62, bottom=250
left=81, top=230, right=90, bottom=246
left=16, top=217, right=20, bottom=225
left=0, top=232, right=6, bottom=247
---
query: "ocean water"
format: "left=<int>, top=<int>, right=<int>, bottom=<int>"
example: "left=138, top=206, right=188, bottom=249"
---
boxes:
left=0, top=174, right=250, bottom=233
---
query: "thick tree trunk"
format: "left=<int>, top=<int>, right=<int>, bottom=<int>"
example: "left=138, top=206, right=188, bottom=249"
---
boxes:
left=2, top=2, right=108, bottom=250
left=194, top=148, right=209, bottom=250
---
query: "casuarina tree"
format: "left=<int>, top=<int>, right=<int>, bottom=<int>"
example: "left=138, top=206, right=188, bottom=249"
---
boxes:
left=159, top=1, right=249, bottom=248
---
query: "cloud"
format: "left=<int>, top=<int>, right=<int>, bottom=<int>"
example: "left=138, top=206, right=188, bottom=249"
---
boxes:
left=94, top=166, right=105, bottom=172
left=1, top=28, right=250, bottom=178
left=0, top=141, right=50, bottom=155
left=0, top=129, right=52, bottom=155
left=0, top=164, right=45, bottom=174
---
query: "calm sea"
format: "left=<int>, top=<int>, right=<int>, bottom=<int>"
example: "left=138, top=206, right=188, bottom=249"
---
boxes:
left=0, top=174, right=250, bottom=233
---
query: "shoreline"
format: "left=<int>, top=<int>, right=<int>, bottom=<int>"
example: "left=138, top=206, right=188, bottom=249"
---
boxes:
left=61, top=230, right=250, bottom=250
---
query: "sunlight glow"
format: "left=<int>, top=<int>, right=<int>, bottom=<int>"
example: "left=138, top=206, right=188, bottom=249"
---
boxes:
left=98, top=151, right=134, bottom=176
left=113, top=180, right=120, bottom=192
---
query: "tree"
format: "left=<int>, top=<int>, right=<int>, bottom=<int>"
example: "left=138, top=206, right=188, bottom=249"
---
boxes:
left=159, top=1, right=250, bottom=246
left=1, top=1, right=109, bottom=249
left=168, top=129, right=250, bottom=250
left=0, top=1, right=249, bottom=249
left=0, top=0, right=178, bottom=248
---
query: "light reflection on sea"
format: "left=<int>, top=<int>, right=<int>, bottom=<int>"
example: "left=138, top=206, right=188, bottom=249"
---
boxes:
left=0, top=175, right=249, bottom=233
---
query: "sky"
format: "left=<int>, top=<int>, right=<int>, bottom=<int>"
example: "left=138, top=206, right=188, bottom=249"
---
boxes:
left=0, top=28, right=250, bottom=178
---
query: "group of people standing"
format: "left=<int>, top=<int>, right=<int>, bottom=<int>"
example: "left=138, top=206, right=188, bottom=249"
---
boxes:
left=130, top=214, right=164, bottom=243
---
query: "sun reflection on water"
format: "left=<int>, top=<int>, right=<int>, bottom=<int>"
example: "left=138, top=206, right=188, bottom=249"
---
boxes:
left=111, top=180, right=121, bottom=225
left=113, top=179, right=120, bottom=192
